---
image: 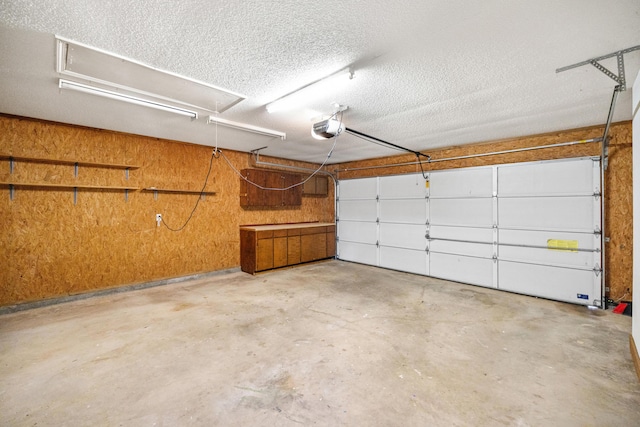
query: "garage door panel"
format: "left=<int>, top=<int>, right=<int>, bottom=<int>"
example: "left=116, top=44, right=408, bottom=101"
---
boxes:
left=430, top=225, right=493, bottom=242
left=338, top=221, right=378, bottom=245
left=379, top=199, right=427, bottom=224
left=338, top=199, right=378, bottom=222
left=338, top=241, right=377, bottom=265
left=430, top=241, right=494, bottom=258
left=338, top=177, right=378, bottom=200
left=430, top=198, right=493, bottom=227
left=430, top=253, right=495, bottom=288
left=379, top=173, right=427, bottom=199
left=498, top=159, right=597, bottom=197
left=379, top=246, right=428, bottom=275
left=499, top=261, right=598, bottom=306
left=498, top=196, right=595, bottom=232
left=499, top=229, right=598, bottom=269
left=379, top=223, right=426, bottom=250
left=430, top=167, right=493, bottom=198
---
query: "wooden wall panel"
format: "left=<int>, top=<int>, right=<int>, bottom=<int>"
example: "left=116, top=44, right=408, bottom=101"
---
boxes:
left=0, top=115, right=335, bottom=306
left=334, top=122, right=632, bottom=302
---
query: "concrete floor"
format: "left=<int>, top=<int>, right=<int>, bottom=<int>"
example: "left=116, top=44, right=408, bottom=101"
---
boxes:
left=1, top=260, right=639, bottom=426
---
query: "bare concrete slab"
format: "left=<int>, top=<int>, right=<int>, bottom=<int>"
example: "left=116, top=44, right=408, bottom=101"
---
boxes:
left=1, top=260, right=638, bottom=426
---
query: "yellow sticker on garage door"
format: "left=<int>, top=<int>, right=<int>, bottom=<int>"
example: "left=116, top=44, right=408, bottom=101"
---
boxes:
left=547, top=239, right=579, bottom=252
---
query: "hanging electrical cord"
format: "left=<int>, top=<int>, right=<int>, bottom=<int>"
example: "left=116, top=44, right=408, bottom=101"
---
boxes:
left=160, top=111, right=343, bottom=231
left=161, top=147, right=217, bottom=232
left=218, top=111, right=344, bottom=191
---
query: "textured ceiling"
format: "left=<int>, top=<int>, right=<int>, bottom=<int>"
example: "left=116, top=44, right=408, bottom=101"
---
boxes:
left=1, top=1, right=639, bottom=164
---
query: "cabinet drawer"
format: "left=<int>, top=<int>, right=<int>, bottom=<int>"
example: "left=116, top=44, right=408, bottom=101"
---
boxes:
left=257, top=230, right=274, bottom=239
left=273, top=229, right=288, bottom=238
left=300, top=226, right=326, bottom=235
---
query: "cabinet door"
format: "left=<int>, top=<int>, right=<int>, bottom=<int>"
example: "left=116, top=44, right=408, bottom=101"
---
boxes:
left=301, top=233, right=327, bottom=262
left=266, top=172, right=284, bottom=206
left=242, top=169, right=268, bottom=207
left=288, top=235, right=301, bottom=265
left=326, top=231, right=336, bottom=257
left=273, top=237, right=288, bottom=268
left=283, top=173, right=303, bottom=205
left=256, top=238, right=274, bottom=271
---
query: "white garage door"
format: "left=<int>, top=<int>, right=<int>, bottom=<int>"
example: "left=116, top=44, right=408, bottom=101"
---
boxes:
left=336, top=157, right=603, bottom=307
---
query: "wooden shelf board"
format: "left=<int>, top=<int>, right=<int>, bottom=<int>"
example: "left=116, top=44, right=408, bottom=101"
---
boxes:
left=143, top=187, right=216, bottom=195
left=0, top=154, right=140, bottom=170
left=0, top=182, right=139, bottom=191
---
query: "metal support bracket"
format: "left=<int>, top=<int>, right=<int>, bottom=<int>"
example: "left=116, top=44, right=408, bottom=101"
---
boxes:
left=250, top=146, right=269, bottom=162
left=556, top=45, right=640, bottom=91
left=593, top=263, right=602, bottom=277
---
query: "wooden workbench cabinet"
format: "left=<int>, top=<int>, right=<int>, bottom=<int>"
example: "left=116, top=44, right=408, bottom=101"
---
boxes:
left=240, top=222, right=336, bottom=274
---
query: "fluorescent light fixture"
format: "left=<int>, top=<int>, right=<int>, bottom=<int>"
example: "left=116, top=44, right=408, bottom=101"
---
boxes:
left=59, top=79, right=198, bottom=119
left=266, top=68, right=354, bottom=114
left=207, top=116, right=286, bottom=140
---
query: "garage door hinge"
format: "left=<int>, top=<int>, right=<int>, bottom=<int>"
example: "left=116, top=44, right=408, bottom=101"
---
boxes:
left=425, top=233, right=430, bottom=239
left=594, top=227, right=601, bottom=235
left=425, top=246, right=429, bottom=254
left=593, top=191, right=601, bottom=199
left=492, top=254, right=498, bottom=262
left=376, top=240, right=379, bottom=247
left=593, top=264, right=602, bottom=276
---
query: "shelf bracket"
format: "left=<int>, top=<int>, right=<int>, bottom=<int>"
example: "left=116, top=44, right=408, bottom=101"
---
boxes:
left=9, top=184, right=14, bottom=200
left=556, top=45, right=640, bottom=91
left=125, top=167, right=130, bottom=180
left=74, top=162, right=79, bottom=178
left=73, top=187, right=77, bottom=205
left=9, top=156, right=14, bottom=174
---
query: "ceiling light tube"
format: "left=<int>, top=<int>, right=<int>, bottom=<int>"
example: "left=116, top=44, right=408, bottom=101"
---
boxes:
left=59, top=79, right=198, bottom=119
left=207, top=116, right=286, bottom=140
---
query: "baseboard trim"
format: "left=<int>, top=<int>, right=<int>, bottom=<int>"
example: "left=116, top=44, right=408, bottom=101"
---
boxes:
left=0, top=267, right=241, bottom=315
left=631, top=334, right=640, bottom=383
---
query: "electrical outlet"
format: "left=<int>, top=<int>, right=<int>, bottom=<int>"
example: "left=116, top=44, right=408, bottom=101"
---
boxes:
left=156, top=213, right=162, bottom=226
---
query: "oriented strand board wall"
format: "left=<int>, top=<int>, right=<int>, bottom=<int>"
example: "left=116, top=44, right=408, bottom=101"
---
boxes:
left=334, top=122, right=632, bottom=302
left=0, top=115, right=335, bottom=305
